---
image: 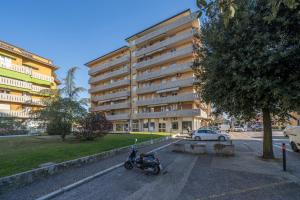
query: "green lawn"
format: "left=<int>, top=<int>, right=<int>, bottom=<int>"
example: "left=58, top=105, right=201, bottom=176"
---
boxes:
left=0, top=133, right=166, bottom=178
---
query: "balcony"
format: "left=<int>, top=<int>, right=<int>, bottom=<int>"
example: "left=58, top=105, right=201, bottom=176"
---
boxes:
left=93, top=102, right=130, bottom=112
left=0, top=76, right=32, bottom=90
left=89, top=79, right=130, bottom=93
left=92, top=91, right=130, bottom=102
left=135, top=30, right=195, bottom=57
left=0, top=93, right=43, bottom=105
left=136, top=62, right=192, bottom=82
left=136, top=77, right=194, bottom=94
left=32, top=85, right=49, bottom=93
left=134, top=109, right=201, bottom=119
left=106, top=113, right=130, bottom=121
left=0, top=110, right=30, bottom=118
left=88, top=55, right=130, bottom=75
left=131, top=12, right=199, bottom=46
left=0, top=62, right=54, bottom=82
left=89, top=67, right=130, bottom=84
left=133, top=45, right=194, bottom=70
left=136, top=93, right=197, bottom=106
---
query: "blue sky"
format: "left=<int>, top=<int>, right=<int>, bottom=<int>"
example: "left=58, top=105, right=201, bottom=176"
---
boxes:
left=0, top=0, right=198, bottom=98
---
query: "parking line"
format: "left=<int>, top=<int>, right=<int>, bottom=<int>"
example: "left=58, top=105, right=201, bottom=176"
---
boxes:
left=36, top=139, right=180, bottom=200
left=273, top=144, right=293, bottom=152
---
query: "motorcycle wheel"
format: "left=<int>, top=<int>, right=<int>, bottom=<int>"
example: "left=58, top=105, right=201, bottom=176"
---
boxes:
left=152, top=165, right=160, bottom=175
left=124, top=161, right=133, bottom=170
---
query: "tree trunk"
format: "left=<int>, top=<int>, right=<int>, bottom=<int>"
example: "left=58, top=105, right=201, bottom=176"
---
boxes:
left=262, top=108, right=274, bottom=159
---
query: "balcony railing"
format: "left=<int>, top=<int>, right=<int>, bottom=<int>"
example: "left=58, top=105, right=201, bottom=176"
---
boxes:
left=136, top=62, right=192, bottom=82
left=0, top=110, right=30, bottom=118
left=136, top=93, right=197, bottom=106
left=88, top=55, right=130, bottom=75
left=0, top=76, right=32, bottom=90
left=136, top=77, right=194, bottom=94
left=89, top=79, right=130, bottom=93
left=0, top=61, right=54, bottom=82
left=133, top=45, right=193, bottom=70
left=131, top=12, right=199, bottom=46
left=135, top=30, right=194, bottom=57
left=93, top=102, right=130, bottom=111
left=92, top=91, right=130, bottom=102
left=89, top=67, right=130, bottom=84
left=134, top=109, right=201, bottom=119
left=32, top=85, right=49, bottom=92
left=0, top=93, right=43, bottom=105
left=106, top=113, right=130, bottom=121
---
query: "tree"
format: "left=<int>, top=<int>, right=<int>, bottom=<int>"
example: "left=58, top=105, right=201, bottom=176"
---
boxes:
left=33, top=67, right=87, bottom=141
left=74, top=112, right=112, bottom=140
left=193, top=0, right=300, bottom=158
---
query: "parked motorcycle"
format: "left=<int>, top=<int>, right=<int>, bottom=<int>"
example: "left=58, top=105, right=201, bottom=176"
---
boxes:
left=124, top=139, right=162, bottom=175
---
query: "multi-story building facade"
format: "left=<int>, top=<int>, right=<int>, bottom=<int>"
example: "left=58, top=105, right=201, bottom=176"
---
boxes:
left=86, top=9, right=211, bottom=133
left=0, top=40, right=59, bottom=119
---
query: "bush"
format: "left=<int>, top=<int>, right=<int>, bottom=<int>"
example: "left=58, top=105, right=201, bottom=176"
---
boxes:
left=46, top=119, right=72, bottom=140
left=74, top=113, right=112, bottom=140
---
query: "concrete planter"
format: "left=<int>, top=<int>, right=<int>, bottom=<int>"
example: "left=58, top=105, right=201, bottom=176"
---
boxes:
left=214, top=143, right=235, bottom=156
left=172, top=142, right=206, bottom=154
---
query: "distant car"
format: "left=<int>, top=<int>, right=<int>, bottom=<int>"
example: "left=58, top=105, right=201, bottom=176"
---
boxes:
left=283, top=125, right=297, bottom=137
left=288, top=126, right=300, bottom=152
left=192, top=129, right=230, bottom=141
left=218, top=124, right=230, bottom=133
left=233, top=126, right=245, bottom=132
left=251, top=124, right=263, bottom=131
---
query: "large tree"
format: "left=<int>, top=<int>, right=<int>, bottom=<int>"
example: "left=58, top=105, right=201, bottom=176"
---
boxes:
left=193, top=0, right=300, bottom=158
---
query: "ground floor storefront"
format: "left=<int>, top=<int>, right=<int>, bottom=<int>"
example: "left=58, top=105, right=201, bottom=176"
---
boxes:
left=111, top=117, right=209, bottom=134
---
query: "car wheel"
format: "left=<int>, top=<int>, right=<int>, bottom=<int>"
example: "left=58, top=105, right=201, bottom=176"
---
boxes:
left=218, top=136, right=226, bottom=141
left=195, top=136, right=201, bottom=141
left=291, top=142, right=299, bottom=152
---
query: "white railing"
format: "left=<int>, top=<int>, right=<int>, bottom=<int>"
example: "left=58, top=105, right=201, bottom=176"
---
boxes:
left=92, top=91, right=130, bottom=102
left=134, top=109, right=201, bottom=119
left=135, top=30, right=194, bottom=57
left=136, top=93, right=197, bottom=106
left=134, top=45, right=194, bottom=70
left=89, top=55, right=130, bottom=75
left=32, top=85, right=49, bottom=92
left=93, top=102, right=130, bottom=111
left=0, top=93, right=44, bottom=105
left=32, top=71, right=54, bottom=82
left=132, top=12, right=199, bottom=46
left=0, top=110, right=30, bottom=118
left=89, top=79, right=130, bottom=93
left=0, top=61, right=54, bottom=83
left=136, top=62, right=192, bottom=82
left=106, top=113, right=130, bottom=121
left=136, top=77, right=194, bottom=94
left=89, top=67, right=130, bottom=84
left=0, top=76, right=32, bottom=90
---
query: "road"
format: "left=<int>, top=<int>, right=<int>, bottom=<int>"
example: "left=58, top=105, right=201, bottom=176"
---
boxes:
left=2, top=132, right=300, bottom=200
left=51, top=132, right=300, bottom=200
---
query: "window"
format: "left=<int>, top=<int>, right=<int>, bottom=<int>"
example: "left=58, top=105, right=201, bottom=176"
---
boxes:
left=159, top=123, right=166, bottom=132
left=143, top=123, right=149, bottom=128
left=182, top=121, right=192, bottom=130
left=132, top=74, right=136, bottom=80
left=132, top=86, right=137, bottom=92
left=171, top=48, right=176, bottom=52
left=172, top=122, right=178, bottom=130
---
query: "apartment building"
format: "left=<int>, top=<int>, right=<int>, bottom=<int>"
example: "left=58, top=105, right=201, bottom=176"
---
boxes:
left=86, top=9, right=211, bottom=133
left=0, top=40, right=59, bottom=119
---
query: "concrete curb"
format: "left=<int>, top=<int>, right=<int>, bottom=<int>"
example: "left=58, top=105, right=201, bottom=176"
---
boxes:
left=36, top=139, right=180, bottom=200
left=0, top=136, right=172, bottom=193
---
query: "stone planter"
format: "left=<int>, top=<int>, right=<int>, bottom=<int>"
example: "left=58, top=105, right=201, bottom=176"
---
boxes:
left=189, top=143, right=207, bottom=154
left=172, top=143, right=185, bottom=152
left=214, top=143, right=235, bottom=156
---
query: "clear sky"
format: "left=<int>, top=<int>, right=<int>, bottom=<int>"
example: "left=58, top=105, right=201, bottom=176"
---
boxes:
left=0, top=0, right=198, bottom=98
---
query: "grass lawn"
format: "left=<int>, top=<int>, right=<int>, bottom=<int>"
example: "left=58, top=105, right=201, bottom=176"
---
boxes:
left=0, top=133, right=166, bottom=178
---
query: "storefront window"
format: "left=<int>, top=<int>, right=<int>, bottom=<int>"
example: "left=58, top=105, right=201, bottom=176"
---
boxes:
left=182, top=121, right=192, bottom=130
left=172, top=122, right=178, bottom=130
left=159, top=123, right=166, bottom=132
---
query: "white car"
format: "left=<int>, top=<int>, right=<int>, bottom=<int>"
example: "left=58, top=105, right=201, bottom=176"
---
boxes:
left=233, top=126, right=245, bottom=132
left=192, top=129, right=230, bottom=141
left=289, top=126, right=300, bottom=152
left=283, top=125, right=298, bottom=137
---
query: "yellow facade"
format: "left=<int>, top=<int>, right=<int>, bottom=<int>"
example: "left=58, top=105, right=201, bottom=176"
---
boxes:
left=86, top=9, right=211, bottom=133
left=0, top=40, right=59, bottom=118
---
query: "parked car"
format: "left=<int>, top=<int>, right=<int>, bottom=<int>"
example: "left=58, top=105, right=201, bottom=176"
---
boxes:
left=283, top=125, right=298, bottom=137
left=233, top=126, right=245, bottom=132
left=251, top=124, right=263, bottom=131
left=192, top=129, right=230, bottom=141
left=288, top=126, right=300, bottom=152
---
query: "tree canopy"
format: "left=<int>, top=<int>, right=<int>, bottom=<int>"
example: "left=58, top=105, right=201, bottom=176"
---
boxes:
left=193, top=0, right=300, bottom=158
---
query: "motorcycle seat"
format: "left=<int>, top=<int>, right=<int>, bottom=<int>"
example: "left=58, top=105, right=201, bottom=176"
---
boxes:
left=140, top=153, right=155, bottom=157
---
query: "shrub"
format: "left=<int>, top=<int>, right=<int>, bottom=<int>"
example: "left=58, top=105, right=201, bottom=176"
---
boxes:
left=46, top=119, right=72, bottom=140
left=74, top=113, right=112, bottom=140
